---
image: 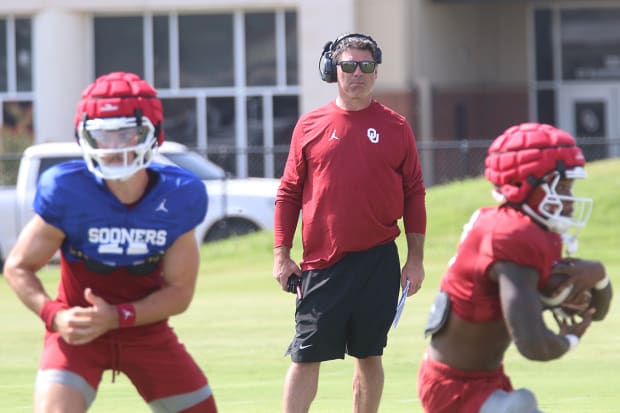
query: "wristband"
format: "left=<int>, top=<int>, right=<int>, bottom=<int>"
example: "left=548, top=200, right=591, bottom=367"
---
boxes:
left=594, top=275, right=610, bottom=291
left=39, top=301, right=67, bottom=331
left=116, top=303, right=137, bottom=328
left=564, top=334, right=579, bottom=352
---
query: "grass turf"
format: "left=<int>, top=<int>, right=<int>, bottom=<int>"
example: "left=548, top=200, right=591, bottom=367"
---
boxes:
left=0, top=158, right=618, bottom=412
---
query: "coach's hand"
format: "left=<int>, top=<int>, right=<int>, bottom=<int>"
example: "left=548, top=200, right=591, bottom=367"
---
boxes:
left=402, top=259, right=425, bottom=297
left=273, top=246, right=301, bottom=292
left=54, top=288, right=117, bottom=345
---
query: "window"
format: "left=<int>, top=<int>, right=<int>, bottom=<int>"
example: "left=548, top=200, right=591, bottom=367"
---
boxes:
left=94, top=16, right=144, bottom=77
left=15, top=18, right=32, bottom=92
left=245, top=13, right=276, bottom=86
left=285, top=12, right=298, bottom=86
left=179, top=14, right=234, bottom=87
left=0, top=16, right=33, bottom=95
left=561, top=9, right=620, bottom=81
left=161, top=97, right=197, bottom=147
left=93, top=10, right=299, bottom=178
left=534, top=9, right=553, bottom=82
left=153, top=15, right=170, bottom=89
left=0, top=16, right=34, bottom=154
left=206, top=97, right=236, bottom=175
left=0, top=19, right=6, bottom=92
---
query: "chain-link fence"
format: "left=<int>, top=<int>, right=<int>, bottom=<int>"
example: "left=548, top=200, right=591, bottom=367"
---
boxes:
left=1, top=137, right=618, bottom=187
left=203, top=137, right=620, bottom=187
left=417, top=136, right=619, bottom=187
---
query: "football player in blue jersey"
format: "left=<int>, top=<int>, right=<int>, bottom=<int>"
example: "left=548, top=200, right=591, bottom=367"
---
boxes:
left=3, top=72, right=217, bottom=413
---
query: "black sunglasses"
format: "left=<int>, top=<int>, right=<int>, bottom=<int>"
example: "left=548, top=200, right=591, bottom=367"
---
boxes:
left=336, top=60, right=377, bottom=74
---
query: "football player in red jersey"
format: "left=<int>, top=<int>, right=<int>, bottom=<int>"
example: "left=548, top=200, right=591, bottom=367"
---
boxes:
left=417, top=122, right=612, bottom=413
left=273, top=33, right=426, bottom=413
left=3, top=72, right=217, bottom=412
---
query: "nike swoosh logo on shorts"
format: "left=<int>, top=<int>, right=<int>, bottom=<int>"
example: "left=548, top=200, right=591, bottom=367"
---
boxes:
left=299, top=344, right=312, bottom=350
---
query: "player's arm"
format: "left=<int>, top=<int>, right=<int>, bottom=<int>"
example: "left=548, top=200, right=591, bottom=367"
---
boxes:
left=3, top=215, right=65, bottom=317
left=130, top=229, right=201, bottom=325
left=492, top=261, right=591, bottom=361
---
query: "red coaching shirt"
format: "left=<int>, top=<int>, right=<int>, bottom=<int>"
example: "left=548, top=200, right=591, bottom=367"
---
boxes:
left=275, top=100, right=426, bottom=270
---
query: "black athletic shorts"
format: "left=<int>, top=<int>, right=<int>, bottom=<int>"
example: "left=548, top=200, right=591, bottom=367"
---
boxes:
left=286, top=241, right=401, bottom=362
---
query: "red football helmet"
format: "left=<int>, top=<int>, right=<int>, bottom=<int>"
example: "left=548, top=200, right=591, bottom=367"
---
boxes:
left=74, top=72, right=164, bottom=180
left=485, top=123, right=593, bottom=244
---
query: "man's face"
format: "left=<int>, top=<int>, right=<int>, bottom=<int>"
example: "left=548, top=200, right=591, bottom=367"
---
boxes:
left=527, top=174, right=576, bottom=217
left=336, top=48, right=377, bottom=100
left=89, top=127, right=141, bottom=164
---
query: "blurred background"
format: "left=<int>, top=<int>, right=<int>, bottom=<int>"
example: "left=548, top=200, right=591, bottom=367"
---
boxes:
left=1, top=0, right=620, bottom=185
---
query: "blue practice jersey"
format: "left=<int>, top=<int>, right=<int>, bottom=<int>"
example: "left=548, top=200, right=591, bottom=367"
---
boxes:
left=35, top=160, right=208, bottom=268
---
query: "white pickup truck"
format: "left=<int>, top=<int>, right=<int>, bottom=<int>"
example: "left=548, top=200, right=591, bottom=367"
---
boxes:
left=0, top=141, right=281, bottom=268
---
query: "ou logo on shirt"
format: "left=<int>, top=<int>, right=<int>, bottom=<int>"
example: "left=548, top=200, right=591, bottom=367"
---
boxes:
left=367, top=128, right=380, bottom=143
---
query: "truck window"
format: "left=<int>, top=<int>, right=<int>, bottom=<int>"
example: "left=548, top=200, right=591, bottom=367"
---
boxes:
left=38, top=156, right=82, bottom=182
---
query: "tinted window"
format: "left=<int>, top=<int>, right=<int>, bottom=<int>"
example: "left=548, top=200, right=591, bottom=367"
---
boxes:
left=179, top=14, right=233, bottom=87
left=38, top=157, right=81, bottom=181
left=285, top=11, right=298, bottom=85
left=162, top=151, right=226, bottom=180
left=94, top=16, right=144, bottom=77
left=561, top=9, right=620, bottom=80
left=15, top=18, right=32, bottom=91
left=161, top=97, right=197, bottom=146
left=0, top=19, right=6, bottom=91
left=153, top=15, right=170, bottom=89
left=245, top=13, right=276, bottom=86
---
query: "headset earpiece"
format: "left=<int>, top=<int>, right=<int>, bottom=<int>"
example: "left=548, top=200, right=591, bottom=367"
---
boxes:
left=317, top=34, right=382, bottom=83
left=319, top=41, right=337, bottom=83
left=373, top=46, right=383, bottom=65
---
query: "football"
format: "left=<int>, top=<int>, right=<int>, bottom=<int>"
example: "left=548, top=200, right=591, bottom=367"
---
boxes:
left=540, top=272, right=592, bottom=316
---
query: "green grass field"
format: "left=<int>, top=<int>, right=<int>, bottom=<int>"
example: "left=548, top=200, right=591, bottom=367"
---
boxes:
left=1, top=159, right=618, bottom=412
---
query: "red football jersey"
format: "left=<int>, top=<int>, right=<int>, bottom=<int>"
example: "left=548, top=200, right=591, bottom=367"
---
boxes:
left=440, top=206, right=563, bottom=322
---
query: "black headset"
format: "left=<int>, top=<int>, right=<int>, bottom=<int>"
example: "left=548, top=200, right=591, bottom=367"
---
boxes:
left=318, top=33, right=383, bottom=83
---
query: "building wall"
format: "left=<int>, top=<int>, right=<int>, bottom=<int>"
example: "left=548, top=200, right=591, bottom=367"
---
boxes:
left=357, top=0, right=411, bottom=91
left=357, top=0, right=419, bottom=132
left=416, top=2, right=528, bottom=86
left=9, top=1, right=617, bottom=166
left=416, top=1, right=530, bottom=140
left=2, top=0, right=534, bottom=145
left=2, top=0, right=327, bottom=142
left=297, top=0, right=355, bottom=113
left=33, top=10, right=89, bottom=142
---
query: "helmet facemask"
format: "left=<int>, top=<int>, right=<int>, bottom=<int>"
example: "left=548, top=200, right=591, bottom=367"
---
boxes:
left=77, top=115, right=158, bottom=181
left=522, top=166, right=593, bottom=254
